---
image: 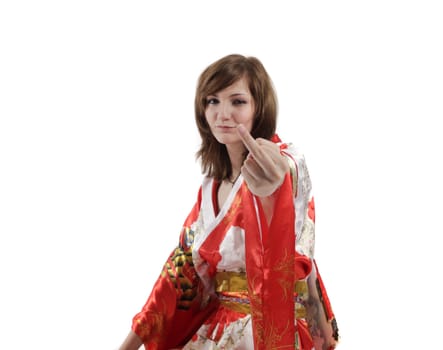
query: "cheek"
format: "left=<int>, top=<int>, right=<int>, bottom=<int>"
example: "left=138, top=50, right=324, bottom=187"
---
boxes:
left=241, top=109, right=255, bottom=127
left=204, top=112, right=216, bottom=130
left=203, top=109, right=211, bottom=122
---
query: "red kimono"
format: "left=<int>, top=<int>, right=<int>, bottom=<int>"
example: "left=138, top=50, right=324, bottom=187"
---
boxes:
left=132, top=138, right=339, bottom=349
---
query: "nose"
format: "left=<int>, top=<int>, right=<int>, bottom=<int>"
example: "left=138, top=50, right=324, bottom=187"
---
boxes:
left=217, top=101, right=231, bottom=121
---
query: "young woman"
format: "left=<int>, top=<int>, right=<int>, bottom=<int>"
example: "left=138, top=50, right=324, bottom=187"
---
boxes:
left=119, top=54, right=339, bottom=350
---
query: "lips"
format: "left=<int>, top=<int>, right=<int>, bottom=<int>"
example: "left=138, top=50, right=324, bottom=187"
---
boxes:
left=216, top=125, right=236, bottom=129
left=215, top=125, right=236, bottom=133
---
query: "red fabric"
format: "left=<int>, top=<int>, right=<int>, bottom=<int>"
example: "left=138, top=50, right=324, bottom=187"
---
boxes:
left=132, top=188, right=218, bottom=349
left=314, top=260, right=335, bottom=322
left=131, top=136, right=338, bottom=349
left=198, top=189, right=244, bottom=277
left=297, top=319, right=314, bottom=349
left=308, top=197, right=315, bottom=222
left=132, top=269, right=217, bottom=349
left=271, top=133, right=282, bottom=144
left=243, top=174, right=297, bottom=349
left=204, top=306, right=248, bottom=342
left=294, top=252, right=312, bottom=281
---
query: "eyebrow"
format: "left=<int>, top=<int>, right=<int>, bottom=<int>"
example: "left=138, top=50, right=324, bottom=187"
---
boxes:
left=207, top=92, right=249, bottom=98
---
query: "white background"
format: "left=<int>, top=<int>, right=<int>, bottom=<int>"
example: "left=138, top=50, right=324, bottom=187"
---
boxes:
left=1, top=1, right=442, bottom=349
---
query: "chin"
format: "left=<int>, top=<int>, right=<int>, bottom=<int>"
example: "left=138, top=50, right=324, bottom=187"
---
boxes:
left=214, top=134, right=240, bottom=145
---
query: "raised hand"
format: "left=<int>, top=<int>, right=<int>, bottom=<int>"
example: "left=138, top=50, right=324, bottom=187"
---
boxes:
left=237, top=124, right=289, bottom=197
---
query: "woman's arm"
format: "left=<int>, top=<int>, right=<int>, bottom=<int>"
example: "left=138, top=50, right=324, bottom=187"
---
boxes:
left=307, top=270, right=337, bottom=349
left=257, top=193, right=276, bottom=225
left=118, top=330, right=142, bottom=350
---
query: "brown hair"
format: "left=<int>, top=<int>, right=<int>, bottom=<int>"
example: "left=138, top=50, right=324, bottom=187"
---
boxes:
left=195, top=54, right=278, bottom=180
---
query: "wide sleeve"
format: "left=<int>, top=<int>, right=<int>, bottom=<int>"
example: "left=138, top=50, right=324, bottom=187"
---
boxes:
left=131, top=189, right=217, bottom=350
left=283, top=144, right=340, bottom=349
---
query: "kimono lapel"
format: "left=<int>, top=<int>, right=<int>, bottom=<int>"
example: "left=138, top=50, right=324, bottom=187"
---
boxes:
left=194, top=176, right=244, bottom=277
left=243, top=174, right=296, bottom=349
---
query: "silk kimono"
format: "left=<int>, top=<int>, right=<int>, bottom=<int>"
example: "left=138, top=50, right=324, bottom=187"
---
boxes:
left=132, top=137, right=339, bottom=350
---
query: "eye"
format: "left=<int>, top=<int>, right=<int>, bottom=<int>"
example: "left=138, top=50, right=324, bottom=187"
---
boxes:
left=233, top=99, right=247, bottom=105
left=206, top=98, right=219, bottom=105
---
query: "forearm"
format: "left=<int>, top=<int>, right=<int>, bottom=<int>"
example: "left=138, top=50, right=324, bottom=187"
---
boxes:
left=307, top=271, right=337, bottom=349
left=119, top=330, right=143, bottom=350
left=258, top=194, right=276, bottom=226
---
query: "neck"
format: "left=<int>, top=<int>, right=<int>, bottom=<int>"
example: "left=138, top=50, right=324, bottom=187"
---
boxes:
left=226, top=143, right=245, bottom=181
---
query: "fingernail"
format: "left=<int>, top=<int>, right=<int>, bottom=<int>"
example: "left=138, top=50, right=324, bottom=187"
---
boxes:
left=237, top=124, right=246, bottom=134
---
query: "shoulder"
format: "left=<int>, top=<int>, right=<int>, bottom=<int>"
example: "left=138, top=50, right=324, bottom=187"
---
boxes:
left=281, top=142, right=308, bottom=164
left=272, top=135, right=308, bottom=164
left=278, top=140, right=312, bottom=198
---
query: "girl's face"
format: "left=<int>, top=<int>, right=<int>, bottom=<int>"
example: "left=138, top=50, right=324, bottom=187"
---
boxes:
left=205, top=77, right=255, bottom=148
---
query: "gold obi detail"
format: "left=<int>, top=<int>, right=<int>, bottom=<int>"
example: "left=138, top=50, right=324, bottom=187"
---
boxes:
left=295, top=280, right=308, bottom=300
left=215, top=271, right=250, bottom=314
left=219, top=299, right=251, bottom=314
left=215, top=271, right=248, bottom=293
left=214, top=272, right=308, bottom=319
left=295, top=280, right=308, bottom=318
